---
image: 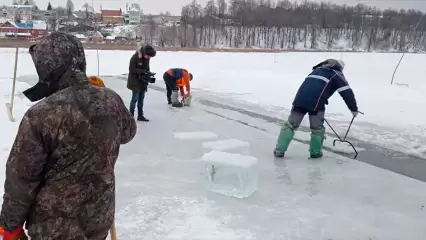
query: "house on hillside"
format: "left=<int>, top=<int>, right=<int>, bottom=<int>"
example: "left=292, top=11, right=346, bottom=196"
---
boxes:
left=124, top=3, right=140, bottom=25
left=127, top=5, right=140, bottom=25
left=1, top=5, right=36, bottom=21
left=140, top=14, right=180, bottom=26
left=0, top=20, right=47, bottom=38
left=72, top=10, right=95, bottom=24
left=72, top=11, right=87, bottom=20
left=101, top=9, right=123, bottom=25
left=58, top=23, right=94, bottom=32
left=89, top=31, right=104, bottom=43
left=73, top=33, right=87, bottom=42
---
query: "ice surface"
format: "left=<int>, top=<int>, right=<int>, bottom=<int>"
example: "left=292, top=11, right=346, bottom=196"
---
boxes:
left=202, top=151, right=258, bottom=198
left=0, top=75, right=425, bottom=239
left=1, top=48, right=426, bottom=157
left=1, top=48, right=426, bottom=238
left=202, top=138, right=250, bottom=155
left=173, top=131, right=218, bottom=140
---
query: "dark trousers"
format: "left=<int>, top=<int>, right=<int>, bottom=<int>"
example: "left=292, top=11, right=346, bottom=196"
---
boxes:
left=129, top=91, right=145, bottom=116
left=163, top=72, right=178, bottom=103
left=288, top=106, right=325, bottom=130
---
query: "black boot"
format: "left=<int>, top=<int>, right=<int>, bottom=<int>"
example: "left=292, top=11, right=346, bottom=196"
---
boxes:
left=309, top=153, right=323, bottom=159
left=167, top=97, right=172, bottom=105
left=172, top=102, right=183, bottom=108
left=137, top=108, right=149, bottom=122
left=273, top=149, right=285, bottom=158
left=137, top=116, right=149, bottom=122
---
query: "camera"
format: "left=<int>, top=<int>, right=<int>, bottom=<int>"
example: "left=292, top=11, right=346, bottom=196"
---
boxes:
left=140, top=72, right=156, bottom=84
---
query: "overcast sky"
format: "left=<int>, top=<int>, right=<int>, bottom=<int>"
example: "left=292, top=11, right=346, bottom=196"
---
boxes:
left=28, top=0, right=426, bottom=15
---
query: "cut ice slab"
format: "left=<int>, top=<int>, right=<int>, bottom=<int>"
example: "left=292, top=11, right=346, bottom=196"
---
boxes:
left=173, top=131, right=218, bottom=140
left=327, top=139, right=366, bottom=154
left=202, top=138, right=250, bottom=155
left=202, top=151, right=258, bottom=199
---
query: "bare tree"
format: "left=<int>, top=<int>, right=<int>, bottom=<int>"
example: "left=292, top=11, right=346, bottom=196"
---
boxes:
left=188, top=0, right=202, bottom=47
left=55, top=6, right=67, bottom=17
left=66, top=0, right=74, bottom=17
left=14, top=12, right=22, bottom=23
left=180, top=5, right=191, bottom=47
left=147, top=15, right=158, bottom=45
left=150, top=0, right=426, bottom=51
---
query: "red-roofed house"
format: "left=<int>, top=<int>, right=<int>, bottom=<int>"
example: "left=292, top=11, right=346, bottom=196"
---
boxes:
left=0, top=20, right=47, bottom=39
left=101, top=9, right=123, bottom=24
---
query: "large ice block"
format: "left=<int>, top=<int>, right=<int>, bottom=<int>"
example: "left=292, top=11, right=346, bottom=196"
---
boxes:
left=202, top=138, right=250, bottom=155
left=202, top=151, right=258, bottom=198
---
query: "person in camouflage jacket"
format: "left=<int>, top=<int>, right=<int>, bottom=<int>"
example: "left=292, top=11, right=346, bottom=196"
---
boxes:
left=0, top=32, right=137, bottom=239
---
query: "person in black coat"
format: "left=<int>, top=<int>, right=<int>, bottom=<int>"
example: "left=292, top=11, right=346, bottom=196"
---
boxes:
left=127, top=45, right=156, bottom=122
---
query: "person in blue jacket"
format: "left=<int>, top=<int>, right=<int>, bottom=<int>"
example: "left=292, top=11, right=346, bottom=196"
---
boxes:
left=273, top=59, right=359, bottom=159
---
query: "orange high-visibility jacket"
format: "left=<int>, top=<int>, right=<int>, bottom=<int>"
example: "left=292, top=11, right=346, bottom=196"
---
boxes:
left=167, top=68, right=191, bottom=96
left=88, top=76, right=105, bottom=87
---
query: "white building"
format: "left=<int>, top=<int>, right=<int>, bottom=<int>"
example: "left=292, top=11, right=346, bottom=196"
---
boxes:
left=125, top=3, right=140, bottom=25
left=1, top=5, right=36, bottom=21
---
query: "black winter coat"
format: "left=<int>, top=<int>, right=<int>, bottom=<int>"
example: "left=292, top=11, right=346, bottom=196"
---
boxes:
left=127, top=51, right=150, bottom=92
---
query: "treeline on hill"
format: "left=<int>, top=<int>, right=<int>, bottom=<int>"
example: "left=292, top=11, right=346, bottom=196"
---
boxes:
left=141, top=0, right=426, bottom=51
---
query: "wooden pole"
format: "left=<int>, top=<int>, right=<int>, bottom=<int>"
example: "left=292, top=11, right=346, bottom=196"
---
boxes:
left=11, top=47, right=18, bottom=108
left=5, top=47, right=19, bottom=122
left=110, top=222, right=117, bottom=240
left=97, top=49, right=100, bottom=76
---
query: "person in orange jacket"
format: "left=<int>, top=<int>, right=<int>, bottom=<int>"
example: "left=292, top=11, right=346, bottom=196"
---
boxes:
left=163, top=68, right=193, bottom=107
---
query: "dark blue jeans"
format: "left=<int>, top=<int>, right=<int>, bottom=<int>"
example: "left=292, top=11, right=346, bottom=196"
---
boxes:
left=129, top=91, right=145, bottom=116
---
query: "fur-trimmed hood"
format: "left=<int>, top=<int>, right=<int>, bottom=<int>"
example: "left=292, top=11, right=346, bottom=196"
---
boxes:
left=313, top=59, right=345, bottom=71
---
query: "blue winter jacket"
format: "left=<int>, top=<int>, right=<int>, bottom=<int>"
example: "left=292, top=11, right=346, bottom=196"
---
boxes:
left=292, top=66, right=358, bottom=112
left=170, top=68, right=183, bottom=78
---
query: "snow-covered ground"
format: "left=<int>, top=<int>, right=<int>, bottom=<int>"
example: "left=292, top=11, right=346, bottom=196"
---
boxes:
left=1, top=48, right=425, bottom=158
left=0, top=49, right=425, bottom=238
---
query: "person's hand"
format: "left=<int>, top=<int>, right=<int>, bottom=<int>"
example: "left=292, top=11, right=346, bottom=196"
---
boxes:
left=351, top=111, right=358, bottom=118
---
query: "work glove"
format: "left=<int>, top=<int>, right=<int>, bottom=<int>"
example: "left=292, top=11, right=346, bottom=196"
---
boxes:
left=0, top=226, right=27, bottom=240
left=351, top=111, right=358, bottom=118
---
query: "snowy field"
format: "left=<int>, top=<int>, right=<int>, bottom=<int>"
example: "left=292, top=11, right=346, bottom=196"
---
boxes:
left=0, top=48, right=425, bottom=238
left=0, top=48, right=425, bottom=158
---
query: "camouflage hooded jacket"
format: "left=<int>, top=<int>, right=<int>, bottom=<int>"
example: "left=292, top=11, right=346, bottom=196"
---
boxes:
left=0, top=32, right=137, bottom=239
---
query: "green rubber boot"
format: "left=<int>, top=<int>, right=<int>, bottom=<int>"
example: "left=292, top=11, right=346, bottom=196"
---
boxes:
left=274, top=121, right=296, bottom=158
left=309, top=128, right=325, bottom=159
